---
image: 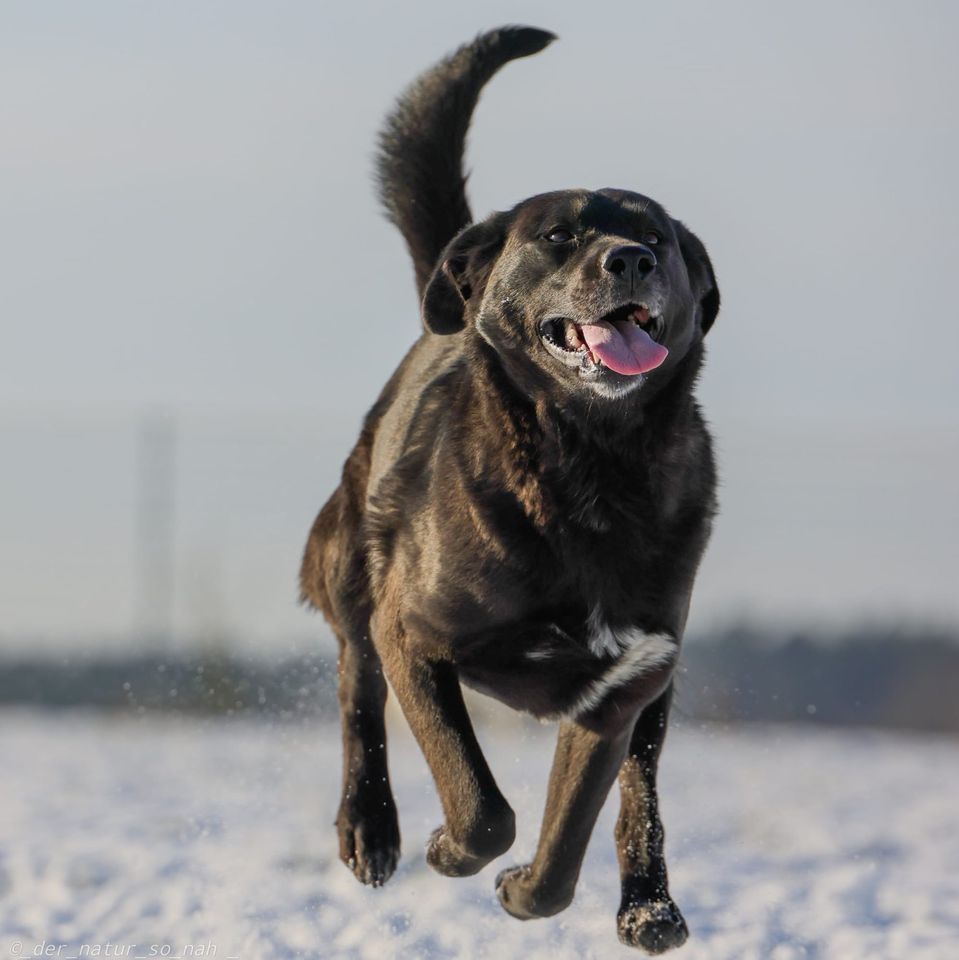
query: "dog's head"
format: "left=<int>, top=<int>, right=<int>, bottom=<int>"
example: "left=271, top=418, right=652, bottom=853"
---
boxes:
left=422, top=189, right=718, bottom=404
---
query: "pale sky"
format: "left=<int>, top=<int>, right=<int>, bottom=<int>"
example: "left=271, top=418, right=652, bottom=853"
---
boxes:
left=1, top=1, right=957, bottom=651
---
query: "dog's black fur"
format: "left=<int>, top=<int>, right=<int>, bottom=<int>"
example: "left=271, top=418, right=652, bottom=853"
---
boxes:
left=300, top=26, right=719, bottom=953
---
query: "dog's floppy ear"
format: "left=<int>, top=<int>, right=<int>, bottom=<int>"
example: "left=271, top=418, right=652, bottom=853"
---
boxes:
left=422, top=215, right=507, bottom=335
left=673, top=220, right=720, bottom=336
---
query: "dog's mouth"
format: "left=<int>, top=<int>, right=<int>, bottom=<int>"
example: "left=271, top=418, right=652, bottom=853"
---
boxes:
left=539, top=304, right=668, bottom=377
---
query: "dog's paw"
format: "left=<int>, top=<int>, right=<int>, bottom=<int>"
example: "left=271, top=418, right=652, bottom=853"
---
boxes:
left=617, top=899, right=688, bottom=954
left=425, top=826, right=486, bottom=877
left=426, top=808, right=514, bottom=878
left=336, top=804, right=400, bottom=888
left=495, top=864, right=573, bottom=920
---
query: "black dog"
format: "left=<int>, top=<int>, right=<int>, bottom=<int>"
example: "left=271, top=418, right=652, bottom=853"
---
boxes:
left=300, top=26, right=719, bottom=954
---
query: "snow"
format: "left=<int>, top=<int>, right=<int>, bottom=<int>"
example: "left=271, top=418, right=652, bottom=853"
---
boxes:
left=1, top=708, right=957, bottom=960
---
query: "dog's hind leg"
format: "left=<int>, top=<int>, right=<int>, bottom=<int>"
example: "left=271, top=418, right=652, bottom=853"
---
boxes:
left=301, top=476, right=400, bottom=887
left=614, top=685, right=688, bottom=953
left=330, top=605, right=400, bottom=887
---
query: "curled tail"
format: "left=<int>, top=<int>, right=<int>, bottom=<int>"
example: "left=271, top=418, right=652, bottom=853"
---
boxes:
left=376, top=26, right=556, bottom=297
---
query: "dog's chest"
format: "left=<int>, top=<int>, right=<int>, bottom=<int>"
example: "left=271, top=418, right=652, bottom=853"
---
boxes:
left=571, top=611, right=676, bottom=718
left=583, top=606, right=648, bottom=657
left=459, top=605, right=676, bottom=721
left=542, top=604, right=668, bottom=660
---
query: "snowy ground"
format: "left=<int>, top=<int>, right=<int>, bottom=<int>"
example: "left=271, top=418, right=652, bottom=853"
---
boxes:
left=1, top=708, right=957, bottom=960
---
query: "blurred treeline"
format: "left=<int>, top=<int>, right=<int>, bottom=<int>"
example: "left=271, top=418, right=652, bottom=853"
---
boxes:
left=1, top=624, right=957, bottom=734
left=677, top=624, right=959, bottom=733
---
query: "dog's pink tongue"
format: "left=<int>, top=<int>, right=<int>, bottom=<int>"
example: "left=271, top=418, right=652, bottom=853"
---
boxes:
left=578, top=320, right=669, bottom=376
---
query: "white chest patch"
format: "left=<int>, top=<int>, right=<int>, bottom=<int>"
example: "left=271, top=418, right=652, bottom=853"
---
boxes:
left=586, top=605, right=643, bottom=657
left=569, top=606, right=677, bottom=718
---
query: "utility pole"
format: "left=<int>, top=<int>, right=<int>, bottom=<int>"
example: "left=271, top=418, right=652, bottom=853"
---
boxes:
left=134, top=412, right=177, bottom=648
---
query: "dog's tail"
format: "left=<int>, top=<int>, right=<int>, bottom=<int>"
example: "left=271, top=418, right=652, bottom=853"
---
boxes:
left=376, top=26, right=556, bottom=296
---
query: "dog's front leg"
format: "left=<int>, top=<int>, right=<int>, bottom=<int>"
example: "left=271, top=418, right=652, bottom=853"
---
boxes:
left=380, top=640, right=516, bottom=877
left=496, top=719, right=631, bottom=919
left=615, top=685, right=688, bottom=954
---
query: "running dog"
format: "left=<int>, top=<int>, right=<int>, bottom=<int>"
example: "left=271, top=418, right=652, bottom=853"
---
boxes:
left=300, top=26, right=719, bottom=953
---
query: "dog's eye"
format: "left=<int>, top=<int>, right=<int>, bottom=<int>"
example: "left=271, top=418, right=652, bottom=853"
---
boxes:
left=642, top=231, right=662, bottom=246
left=544, top=228, right=574, bottom=244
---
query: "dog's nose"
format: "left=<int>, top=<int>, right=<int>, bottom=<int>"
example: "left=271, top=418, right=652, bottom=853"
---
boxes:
left=602, top=244, right=657, bottom=280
